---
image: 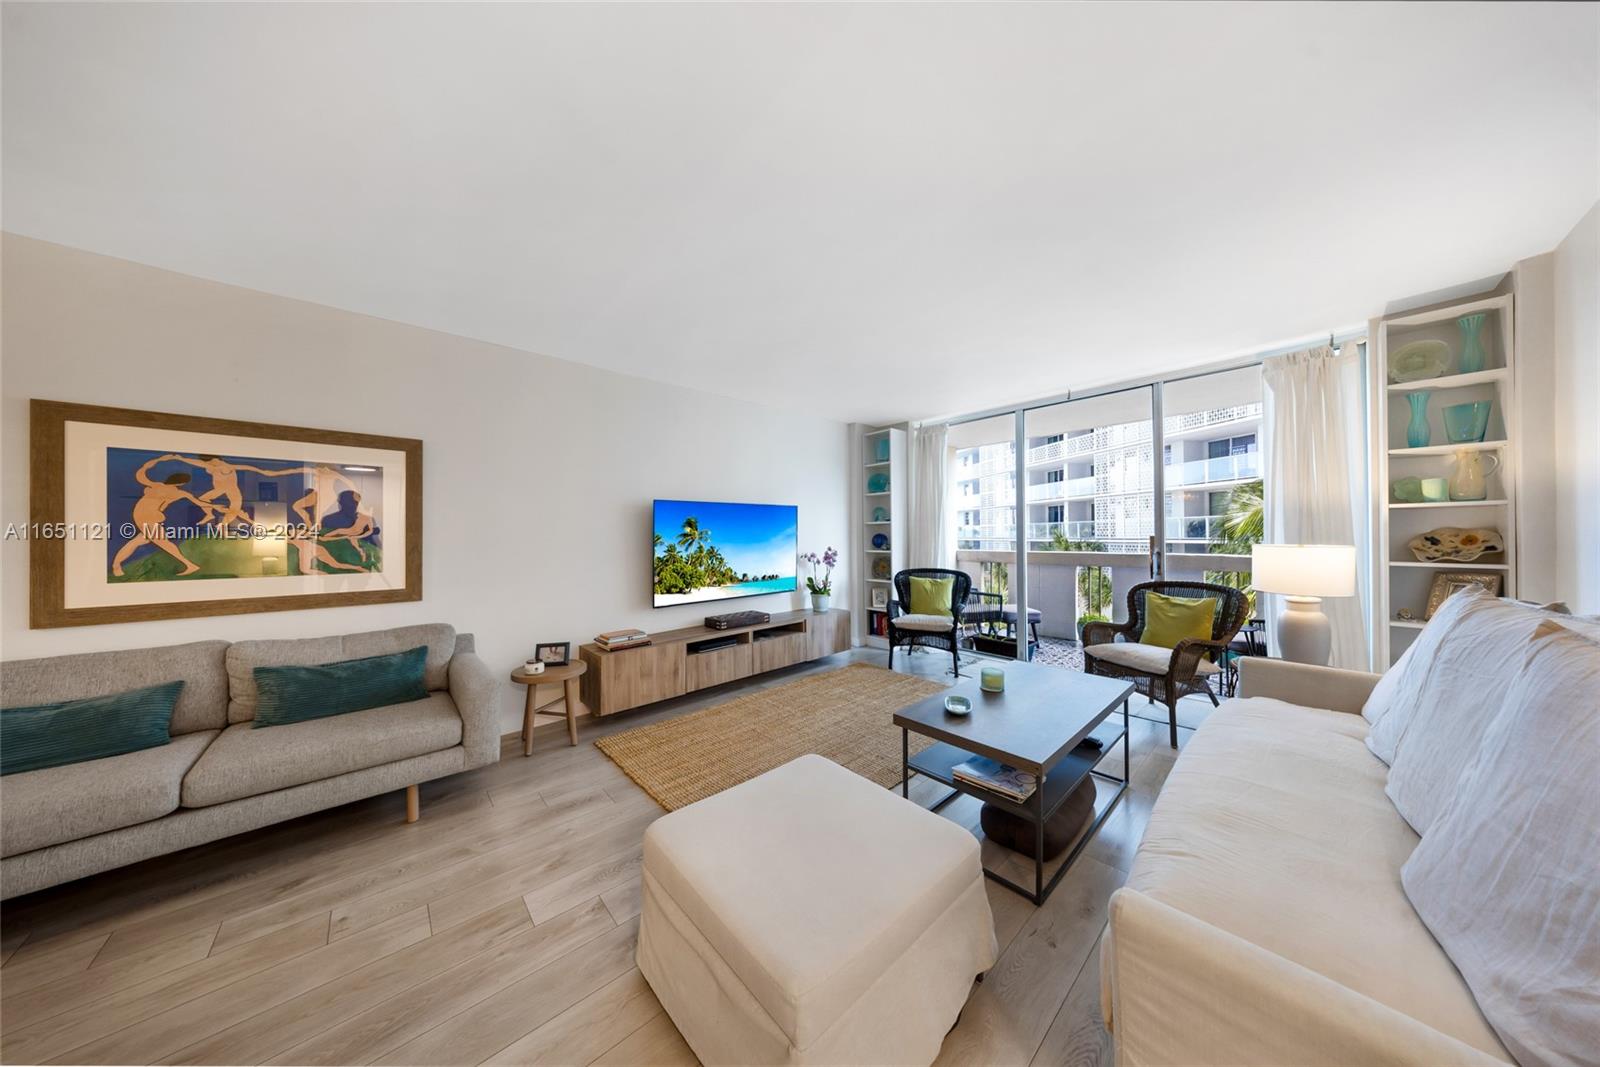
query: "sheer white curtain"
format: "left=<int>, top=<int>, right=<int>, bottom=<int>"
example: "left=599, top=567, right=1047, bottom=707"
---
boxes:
left=1261, top=343, right=1370, bottom=669
left=908, top=423, right=952, bottom=569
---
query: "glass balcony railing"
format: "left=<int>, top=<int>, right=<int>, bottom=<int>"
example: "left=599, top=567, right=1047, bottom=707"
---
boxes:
left=1164, top=515, right=1228, bottom=541
left=1027, top=521, right=1100, bottom=543
left=1025, top=475, right=1096, bottom=503
left=1164, top=449, right=1259, bottom=488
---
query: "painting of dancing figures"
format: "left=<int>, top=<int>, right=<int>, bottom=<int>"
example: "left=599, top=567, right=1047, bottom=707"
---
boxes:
left=30, top=399, right=422, bottom=627
left=106, top=449, right=385, bottom=581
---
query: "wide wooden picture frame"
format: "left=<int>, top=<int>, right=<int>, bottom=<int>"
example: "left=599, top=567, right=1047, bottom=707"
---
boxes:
left=30, top=399, right=423, bottom=628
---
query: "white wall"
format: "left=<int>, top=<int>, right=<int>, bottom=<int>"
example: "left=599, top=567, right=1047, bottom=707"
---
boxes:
left=0, top=235, right=852, bottom=731
left=1551, top=202, right=1600, bottom=614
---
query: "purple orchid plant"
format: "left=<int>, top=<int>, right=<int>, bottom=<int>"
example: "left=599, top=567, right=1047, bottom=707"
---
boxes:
left=801, top=546, right=838, bottom=596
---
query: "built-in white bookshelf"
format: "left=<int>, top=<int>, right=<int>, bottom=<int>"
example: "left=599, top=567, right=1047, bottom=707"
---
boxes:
left=859, top=426, right=908, bottom=649
left=1369, top=292, right=1518, bottom=670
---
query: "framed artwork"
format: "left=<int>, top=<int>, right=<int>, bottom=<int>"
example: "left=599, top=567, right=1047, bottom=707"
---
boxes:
left=870, top=587, right=888, bottom=610
left=29, top=400, right=422, bottom=627
left=533, top=641, right=571, bottom=666
left=1423, top=571, right=1502, bottom=620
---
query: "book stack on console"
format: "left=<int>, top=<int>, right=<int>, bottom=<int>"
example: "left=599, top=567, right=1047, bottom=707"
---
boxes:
left=951, top=756, right=1038, bottom=803
left=595, top=628, right=651, bottom=651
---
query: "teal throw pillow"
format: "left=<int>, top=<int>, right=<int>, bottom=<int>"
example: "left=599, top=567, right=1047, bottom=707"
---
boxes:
left=1, top=680, right=182, bottom=776
left=253, top=645, right=429, bottom=728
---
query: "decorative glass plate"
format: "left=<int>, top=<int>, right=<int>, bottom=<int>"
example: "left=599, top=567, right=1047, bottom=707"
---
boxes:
left=1389, top=339, right=1450, bottom=383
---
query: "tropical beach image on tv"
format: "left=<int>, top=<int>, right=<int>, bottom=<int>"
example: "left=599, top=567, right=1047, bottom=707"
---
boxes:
left=652, top=499, right=798, bottom=608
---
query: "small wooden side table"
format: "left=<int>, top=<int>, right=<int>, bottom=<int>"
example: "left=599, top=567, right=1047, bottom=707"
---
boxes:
left=509, top=660, right=588, bottom=755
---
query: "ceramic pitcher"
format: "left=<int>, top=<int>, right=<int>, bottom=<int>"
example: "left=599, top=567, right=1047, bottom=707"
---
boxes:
left=1449, top=449, right=1500, bottom=501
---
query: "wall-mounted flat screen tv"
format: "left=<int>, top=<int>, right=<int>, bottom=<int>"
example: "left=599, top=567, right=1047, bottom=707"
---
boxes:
left=653, top=499, right=798, bottom=609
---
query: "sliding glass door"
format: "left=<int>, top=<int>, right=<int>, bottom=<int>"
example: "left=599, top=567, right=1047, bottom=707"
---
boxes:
left=1160, top=365, right=1264, bottom=613
left=945, top=363, right=1265, bottom=666
left=1018, top=388, right=1155, bottom=663
left=946, top=414, right=1021, bottom=656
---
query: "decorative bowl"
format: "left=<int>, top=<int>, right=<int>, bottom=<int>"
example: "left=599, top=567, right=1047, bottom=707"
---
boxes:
left=1389, top=339, right=1451, bottom=384
left=871, top=557, right=890, bottom=579
left=1408, top=526, right=1505, bottom=563
left=871, top=533, right=889, bottom=550
left=1391, top=476, right=1424, bottom=503
left=1442, top=401, right=1491, bottom=443
left=943, top=695, right=972, bottom=716
left=872, top=507, right=889, bottom=522
left=867, top=473, right=889, bottom=493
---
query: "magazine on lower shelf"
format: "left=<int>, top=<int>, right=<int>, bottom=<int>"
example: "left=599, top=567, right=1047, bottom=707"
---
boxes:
left=951, top=756, right=1037, bottom=802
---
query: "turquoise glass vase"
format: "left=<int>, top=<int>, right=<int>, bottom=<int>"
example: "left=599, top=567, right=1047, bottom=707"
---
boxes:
left=1457, top=314, right=1487, bottom=374
left=1405, top=392, right=1431, bottom=448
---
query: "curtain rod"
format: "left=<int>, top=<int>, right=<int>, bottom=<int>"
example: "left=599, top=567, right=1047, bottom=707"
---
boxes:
left=925, top=325, right=1368, bottom=429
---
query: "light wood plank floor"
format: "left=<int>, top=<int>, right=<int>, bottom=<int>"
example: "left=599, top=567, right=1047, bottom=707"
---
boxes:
left=0, top=649, right=1205, bottom=1066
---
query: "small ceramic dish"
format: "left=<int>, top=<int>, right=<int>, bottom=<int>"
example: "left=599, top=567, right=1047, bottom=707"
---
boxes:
left=943, top=695, right=972, bottom=716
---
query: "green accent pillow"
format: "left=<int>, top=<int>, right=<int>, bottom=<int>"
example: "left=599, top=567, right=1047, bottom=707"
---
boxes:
left=908, top=576, right=955, bottom=618
left=253, top=646, right=429, bottom=728
left=1141, top=592, right=1217, bottom=649
left=1, top=681, right=181, bottom=776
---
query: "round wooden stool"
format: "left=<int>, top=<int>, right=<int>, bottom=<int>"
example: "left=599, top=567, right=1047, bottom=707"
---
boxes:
left=509, top=659, right=587, bottom=754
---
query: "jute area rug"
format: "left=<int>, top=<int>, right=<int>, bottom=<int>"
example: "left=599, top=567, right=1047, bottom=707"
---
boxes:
left=595, top=663, right=945, bottom=811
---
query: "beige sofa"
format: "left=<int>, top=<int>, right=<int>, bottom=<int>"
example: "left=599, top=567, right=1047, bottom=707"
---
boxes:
left=1100, top=657, right=1513, bottom=1067
left=1, top=622, right=499, bottom=900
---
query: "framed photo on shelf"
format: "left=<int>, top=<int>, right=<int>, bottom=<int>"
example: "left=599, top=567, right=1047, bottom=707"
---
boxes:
left=29, top=400, right=421, bottom=628
left=533, top=641, right=571, bottom=666
left=870, top=587, right=888, bottom=610
left=1424, top=571, right=1502, bottom=620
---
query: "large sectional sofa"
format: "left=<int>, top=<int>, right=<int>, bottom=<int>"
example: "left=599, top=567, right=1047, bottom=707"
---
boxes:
left=1102, top=592, right=1598, bottom=1066
left=1, top=622, right=499, bottom=900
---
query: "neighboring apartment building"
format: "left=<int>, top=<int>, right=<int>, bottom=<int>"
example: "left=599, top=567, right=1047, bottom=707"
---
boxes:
left=954, top=404, right=1261, bottom=556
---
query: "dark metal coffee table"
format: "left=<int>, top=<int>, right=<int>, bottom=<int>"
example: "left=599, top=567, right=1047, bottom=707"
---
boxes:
left=893, top=662, right=1135, bottom=905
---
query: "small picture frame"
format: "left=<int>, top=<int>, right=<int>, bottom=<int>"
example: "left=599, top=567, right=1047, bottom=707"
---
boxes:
left=533, top=641, right=570, bottom=666
left=870, top=587, right=888, bottom=610
left=1424, top=572, right=1502, bottom=620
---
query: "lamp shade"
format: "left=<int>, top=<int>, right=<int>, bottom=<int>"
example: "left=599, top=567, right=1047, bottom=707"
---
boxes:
left=1251, top=544, right=1355, bottom=598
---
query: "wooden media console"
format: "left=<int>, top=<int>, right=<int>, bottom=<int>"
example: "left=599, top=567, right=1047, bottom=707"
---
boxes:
left=578, top=608, right=851, bottom=717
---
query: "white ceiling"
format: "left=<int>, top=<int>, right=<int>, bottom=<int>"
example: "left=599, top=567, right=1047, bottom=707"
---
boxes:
left=4, top=2, right=1596, bottom=424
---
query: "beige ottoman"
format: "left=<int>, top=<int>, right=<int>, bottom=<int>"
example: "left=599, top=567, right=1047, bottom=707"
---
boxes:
left=637, top=754, right=998, bottom=1066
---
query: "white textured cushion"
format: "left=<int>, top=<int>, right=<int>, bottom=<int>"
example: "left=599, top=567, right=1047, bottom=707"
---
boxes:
left=1084, top=642, right=1219, bottom=676
left=1129, top=697, right=1508, bottom=1058
left=1360, top=634, right=1413, bottom=728
left=1402, top=622, right=1600, bottom=1067
left=1363, top=585, right=1487, bottom=762
left=892, top=613, right=955, bottom=632
left=640, top=754, right=992, bottom=1050
left=1382, top=595, right=1597, bottom=834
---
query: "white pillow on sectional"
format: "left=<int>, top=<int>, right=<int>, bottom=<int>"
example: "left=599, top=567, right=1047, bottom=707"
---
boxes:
left=1383, top=595, right=1597, bottom=833
left=1401, top=622, right=1600, bottom=1067
left=1363, top=585, right=1488, bottom=765
left=1360, top=632, right=1413, bottom=729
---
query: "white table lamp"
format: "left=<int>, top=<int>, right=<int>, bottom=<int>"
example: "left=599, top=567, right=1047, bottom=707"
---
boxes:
left=1251, top=544, right=1356, bottom=665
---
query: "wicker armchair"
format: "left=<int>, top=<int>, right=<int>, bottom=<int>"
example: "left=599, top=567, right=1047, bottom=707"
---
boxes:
left=1081, top=580, right=1249, bottom=747
left=888, top=568, right=972, bottom=677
